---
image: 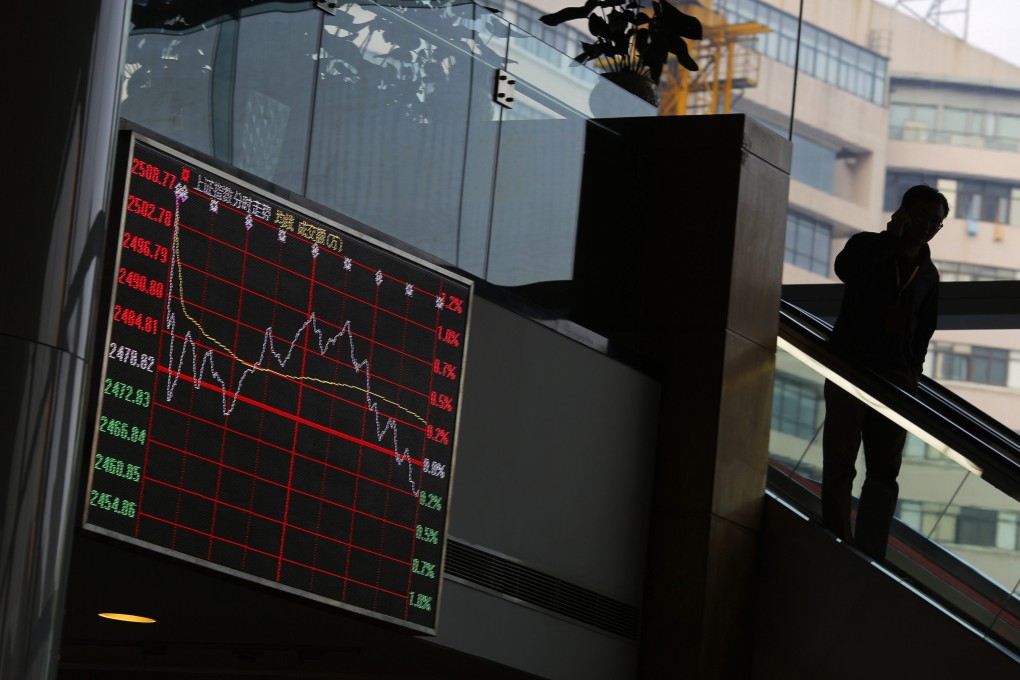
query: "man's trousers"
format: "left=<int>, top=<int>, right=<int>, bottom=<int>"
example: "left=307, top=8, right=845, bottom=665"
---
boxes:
left=821, top=378, right=907, bottom=560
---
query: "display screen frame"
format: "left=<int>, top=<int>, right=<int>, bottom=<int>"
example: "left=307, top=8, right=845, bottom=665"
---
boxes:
left=82, top=129, right=471, bottom=634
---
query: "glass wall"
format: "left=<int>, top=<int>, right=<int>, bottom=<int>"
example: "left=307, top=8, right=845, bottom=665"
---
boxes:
left=121, top=0, right=657, bottom=288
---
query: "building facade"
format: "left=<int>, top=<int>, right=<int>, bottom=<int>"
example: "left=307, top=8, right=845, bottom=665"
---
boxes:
left=720, top=0, right=1020, bottom=586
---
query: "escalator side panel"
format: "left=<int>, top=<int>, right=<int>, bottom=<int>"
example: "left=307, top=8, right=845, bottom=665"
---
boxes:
left=752, top=494, right=1020, bottom=676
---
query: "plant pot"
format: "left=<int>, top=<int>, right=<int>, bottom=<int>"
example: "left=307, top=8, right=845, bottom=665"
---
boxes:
left=589, top=71, right=659, bottom=118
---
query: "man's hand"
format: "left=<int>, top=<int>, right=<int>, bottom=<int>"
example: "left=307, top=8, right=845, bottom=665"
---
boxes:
left=886, top=209, right=909, bottom=237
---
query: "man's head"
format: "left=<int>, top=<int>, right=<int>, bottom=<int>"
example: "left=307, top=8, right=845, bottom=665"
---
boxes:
left=894, top=184, right=950, bottom=246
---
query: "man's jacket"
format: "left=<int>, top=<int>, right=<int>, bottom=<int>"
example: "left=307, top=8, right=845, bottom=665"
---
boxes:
left=829, top=231, right=939, bottom=380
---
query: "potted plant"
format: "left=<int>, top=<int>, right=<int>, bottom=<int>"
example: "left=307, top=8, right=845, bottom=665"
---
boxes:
left=540, top=0, right=702, bottom=107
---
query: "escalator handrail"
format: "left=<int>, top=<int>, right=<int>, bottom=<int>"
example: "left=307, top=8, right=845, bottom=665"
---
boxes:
left=778, top=299, right=1020, bottom=501
left=780, top=300, right=1020, bottom=451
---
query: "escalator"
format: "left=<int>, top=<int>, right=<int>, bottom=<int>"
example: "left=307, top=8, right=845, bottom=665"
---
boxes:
left=765, top=300, right=1020, bottom=663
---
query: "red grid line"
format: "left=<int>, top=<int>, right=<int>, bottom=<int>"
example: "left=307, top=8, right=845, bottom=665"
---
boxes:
left=163, top=292, right=431, bottom=405
left=177, top=219, right=437, bottom=333
left=137, top=507, right=410, bottom=600
left=174, top=255, right=433, bottom=369
left=183, top=190, right=437, bottom=299
left=143, top=475, right=410, bottom=566
left=276, top=248, right=324, bottom=580
left=155, top=365, right=423, bottom=483
left=207, top=223, right=252, bottom=562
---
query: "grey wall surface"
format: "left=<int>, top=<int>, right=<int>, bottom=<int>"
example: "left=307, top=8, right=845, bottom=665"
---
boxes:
left=433, top=296, right=661, bottom=678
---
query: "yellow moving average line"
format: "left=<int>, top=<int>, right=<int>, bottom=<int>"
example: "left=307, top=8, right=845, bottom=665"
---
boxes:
left=171, top=203, right=430, bottom=426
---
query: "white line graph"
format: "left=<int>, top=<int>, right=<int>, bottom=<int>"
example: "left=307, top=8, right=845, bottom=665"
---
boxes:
left=163, top=185, right=422, bottom=494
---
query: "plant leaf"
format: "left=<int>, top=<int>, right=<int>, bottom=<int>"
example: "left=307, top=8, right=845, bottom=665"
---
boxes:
left=670, top=37, right=699, bottom=71
left=606, top=8, right=632, bottom=32
left=540, top=0, right=627, bottom=26
left=541, top=0, right=601, bottom=26
left=648, top=61, right=663, bottom=83
left=656, top=0, right=703, bottom=39
left=573, top=40, right=603, bottom=65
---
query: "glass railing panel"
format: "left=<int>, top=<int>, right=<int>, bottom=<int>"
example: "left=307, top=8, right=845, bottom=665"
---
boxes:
left=480, top=27, right=656, bottom=285
left=305, top=1, right=509, bottom=268
left=230, top=6, right=321, bottom=191
left=769, top=343, right=1020, bottom=652
left=121, top=1, right=231, bottom=156
left=121, top=0, right=662, bottom=289
left=122, top=1, right=321, bottom=192
left=769, top=347, right=826, bottom=488
left=924, top=328, right=1020, bottom=430
left=899, top=469, right=1020, bottom=643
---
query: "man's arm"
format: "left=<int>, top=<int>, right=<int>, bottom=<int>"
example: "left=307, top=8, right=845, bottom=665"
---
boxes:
left=833, top=232, right=898, bottom=286
left=912, top=285, right=939, bottom=379
left=835, top=210, right=915, bottom=286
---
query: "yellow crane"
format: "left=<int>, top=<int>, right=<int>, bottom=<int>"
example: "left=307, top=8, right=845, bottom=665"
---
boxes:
left=657, top=2, right=770, bottom=116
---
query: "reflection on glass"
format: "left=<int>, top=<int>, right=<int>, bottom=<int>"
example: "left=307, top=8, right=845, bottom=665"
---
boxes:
left=121, top=0, right=664, bottom=288
left=483, top=23, right=654, bottom=285
left=122, top=4, right=227, bottom=154
left=922, top=330, right=1020, bottom=425
left=232, top=8, right=320, bottom=190
left=306, top=1, right=508, bottom=266
left=766, top=2, right=1020, bottom=595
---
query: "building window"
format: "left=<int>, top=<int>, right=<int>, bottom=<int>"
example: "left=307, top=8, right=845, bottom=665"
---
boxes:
left=785, top=211, right=832, bottom=276
left=997, top=512, right=1020, bottom=551
left=929, top=343, right=1010, bottom=386
left=933, top=261, right=1020, bottom=282
left=772, top=373, right=822, bottom=440
left=888, top=98, right=1020, bottom=152
left=956, top=506, right=998, bottom=547
left=724, top=0, right=888, bottom=105
left=885, top=170, right=1020, bottom=226
left=791, top=136, right=836, bottom=193
left=957, top=180, right=1009, bottom=222
left=897, top=499, right=924, bottom=532
left=896, top=503, right=1020, bottom=551
left=890, top=103, right=937, bottom=141
left=902, top=434, right=942, bottom=461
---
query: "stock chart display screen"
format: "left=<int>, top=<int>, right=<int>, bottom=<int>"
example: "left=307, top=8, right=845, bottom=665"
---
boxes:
left=84, top=135, right=469, bottom=632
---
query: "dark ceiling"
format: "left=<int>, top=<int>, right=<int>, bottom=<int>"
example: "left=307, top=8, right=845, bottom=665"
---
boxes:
left=59, top=532, right=538, bottom=679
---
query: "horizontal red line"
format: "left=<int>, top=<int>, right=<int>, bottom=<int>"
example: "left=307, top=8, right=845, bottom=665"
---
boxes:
left=157, top=366, right=423, bottom=481
left=160, top=326, right=429, bottom=435
left=151, top=391, right=422, bottom=497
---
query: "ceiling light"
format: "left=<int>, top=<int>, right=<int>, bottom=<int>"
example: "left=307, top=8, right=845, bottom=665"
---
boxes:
left=98, top=612, right=156, bottom=623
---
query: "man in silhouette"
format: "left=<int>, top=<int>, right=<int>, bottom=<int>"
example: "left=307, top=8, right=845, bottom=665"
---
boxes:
left=822, top=184, right=949, bottom=560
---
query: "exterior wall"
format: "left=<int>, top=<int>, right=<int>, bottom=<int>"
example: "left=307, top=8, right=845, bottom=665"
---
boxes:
left=886, top=140, right=1020, bottom=192
left=770, top=0, right=1020, bottom=83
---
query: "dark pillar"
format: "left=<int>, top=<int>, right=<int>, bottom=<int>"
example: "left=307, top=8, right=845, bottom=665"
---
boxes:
left=0, top=3, right=131, bottom=678
left=573, top=115, right=790, bottom=678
